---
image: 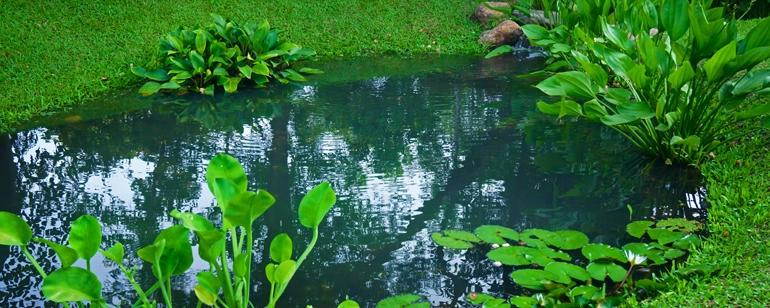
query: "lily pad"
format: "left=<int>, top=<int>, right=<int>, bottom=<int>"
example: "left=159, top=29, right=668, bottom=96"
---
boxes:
left=655, top=218, right=702, bottom=232
left=657, top=231, right=686, bottom=245
left=582, top=243, right=626, bottom=262
left=487, top=246, right=531, bottom=266
left=431, top=232, right=473, bottom=249
left=510, top=269, right=563, bottom=291
left=509, top=296, right=538, bottom=308
left=672, top=234, right=702, bottom=250
left=545, top=262, right=591, bottom=282
left=626, top=221, right=654, bottom=238
left=520, top=229, right=565, bottom=248
left=475, top=225, right=519, bottom=244
left=570, top=285, right=601, bottom=300
left=663, top=249, right=686, bottom=259
left=586, top=260, right=627, bottom=282
left=376, top=294, right=430, bottom=308
left=443, top=230, right=481, bottom=243
left=555, top=230, right=589, bottom=250
left=621, top=243, right=650, bottom=255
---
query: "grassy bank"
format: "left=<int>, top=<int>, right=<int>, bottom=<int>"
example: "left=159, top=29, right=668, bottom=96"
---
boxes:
left=0, top=0, right=486, bottom=132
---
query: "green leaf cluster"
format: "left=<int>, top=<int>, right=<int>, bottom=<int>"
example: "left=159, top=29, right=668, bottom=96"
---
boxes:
left=132, top=14, right=322, bottom=96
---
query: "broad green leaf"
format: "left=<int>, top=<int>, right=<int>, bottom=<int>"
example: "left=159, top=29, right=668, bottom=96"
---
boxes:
left=661, top=0, right=690, bottom=42
left=570, top=285, right=601, bottom=300
left=212, top=178, right=240, bottom=224
left=555, top=230, right=589, bottom=250
left=586, top=261, right=626, bottom=282
left=194, top=285, right=217, bottom=306
left=171, top=71, right=192, bottom=82
left=206, top=154, right=248, bottom=199
left=509, top=296, right=539, bottom=307
left=668, top=62, right=695, bottom=90
left=196, top=271, right=221, bottom=297
left=238, top=65, right=252, bottom=79
left=270, top=233, right=293, bottom=263
left=252, top=62, right=270, bottom=76
left=622, top=243, right=651, bottom=256
left=0, top=212, right=32, bottom=246
left=339, top=300, right=361, bottom=308
left=535, top=76, right=565, bottom=96
left=145, top=69, right=170, bottom=81
left=298, top=182, right=336, bottom=229
left=556, top=72, right=596, bottom=99
left=190, top=50, right=206, bottom=72
left=738, top=16, right=770, bottom=54
left=196, top=229, right=225, bottom=263
left=151, top=225, right=193, bottom=279
left=672, top=234, right=702, bottom=250
left=42, top=267, right=102, bottom=302
left=376, top=294, right=429, bottom=308
left=160, top=82, right=180, bottom=90
left=486, top=45, right=514, bottom=58
left=657, top=230, right=687, bottom=245
left=224, top=190, right=276, bottom=228
left=521, top=24, right=550, bottom=40
left=551, top=43, right=571, bottom=53
left=68, top=215, right=101, bottom=261
left=704, top=41, right=737, bottom=82
left=670, top=135, right=701, bottom=149
left=170, top=210, right=215, bottom=232
left=130, top=66, right=148, bottom=78
left=724, top=47, right=770, bottom=74
left=520, top=229, right=564, bottom=248
left=663, top=249, right=686, bottom=259
left=601, top=114, right=639, bottom=126
left=536, top=101, right=562, bottom=115
left=284, top=69, right=307, bottom=82
left=487, top=246, right=531, bottom=266
left=195, top=32, right=207, bottom=55
left=733, top=69, right=770, bottom=95
left=467, top=293, right=495, bottom=305
left=265, top=263, right=276, bottom=284
left=299, top=67, right=324, bottom=74
left=138, top=82, right=162, bottom=95
left=274, top=259, right=297, bottom=284
left=204, top=84, right=215, bottom=96
left=617, top=102, right=655, bottom=119
left=584, top=99, right=608, bottom=121
left=100, top=242, right=124, bottom=265
left=233, top=253, right=249, bottom=278
left=431, top=232, right=473, bottom=249
left=601, top=17, right=633, bottom=50
left=34, top=238, right=78, bottom=268
left=444, top=230, right=481, bottom=243
left=510, top=269, right=561, bottom=291
left=475, top=225, right=519, bottom=244
left=597, top=47, right=635, bottom=78
left=628, top=64, right=650, bottom=88
left=604, top=88, right=632, bottom=105
left=169, top=57, right=192, bottom=71
left=582, top=243, right=626, bottom=262
left=626, top=221, right=654, bottom=238
left=578, top=60, right=608, bottom=87
left=545, top=261, right=591, bottom=282
left=223, top=77, right=242, bottom=93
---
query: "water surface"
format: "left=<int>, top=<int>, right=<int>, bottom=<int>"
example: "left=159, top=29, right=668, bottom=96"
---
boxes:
left=0, top=54, right=705, bottom=307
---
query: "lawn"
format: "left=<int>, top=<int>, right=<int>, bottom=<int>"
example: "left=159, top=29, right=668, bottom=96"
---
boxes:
left=0, top=0, right=486, bottom=132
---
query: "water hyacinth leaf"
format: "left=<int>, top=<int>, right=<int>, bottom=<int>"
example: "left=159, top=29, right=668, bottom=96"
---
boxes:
left=663, top=249, right=686, bottom=259
left=432, top=232, right=473, bottom=249
left=586, top=260, right=626, bottom=282
left=225, top=190, right=276, bottom=227
left=251, top=61, right=269, bottom=76
left=100, top=242, right=124, bottom=265
left=238, top=65, right=252, bottom=79
left=475, top=225, right=519, bottom=244
left=170, top=210, right=215, bottom=232
left=376, top=294, right=430, bottom=308
left=265, top=263, right=276, bottom=284
left=196, top=271, right=221, bottom=298
left=668, top=62, right=695, bottom=90
left=138, top=82, right=162, bottom=95
left=510, top=269, right=561, bottom=291
left=704, top=41, right=737, bottom=82
left=582, top=243, right=626, bottom=262
left=270, top=233, right=293, bottom=263
left=672, top=234, right=702, bottom=250
left=486, top=45, right=514, bottom=58
left=42, top=267, right=102, bottom=302
left=555, top=71, right=596, bottom=99
left=152, top=225, right=193, bottom=278
left=535, top=76, right=566, bottom=96
left=338, top=300, right=361, bottom=308
left=545, top=262, right=591, bottom=282
left=223, top=77, right=242, bottom=93
left=206, top=154, right=247, bottom=199
left=657, top=231, right=687, bottom=245
left=487, top=246, right=531, bottom=266
left=661, top=0, right=690, bottom=42
left=555, top=230, right=589, bottom=250
left=68, top=215, right=101, bottom=261
left=626, top=221, right=654, bottom=238
left=298, top=182, right=336, bottom=229
left=194, top=285, right=217, bottom=306
left=196, top=229, right=225, bottom=263
left=34, top=238, right=78, bottom=268
left=233, top=253, right=249, bottom=278
left=0, top=212, right=32, bottom=246
left=274, top=259, right=297, bottom=284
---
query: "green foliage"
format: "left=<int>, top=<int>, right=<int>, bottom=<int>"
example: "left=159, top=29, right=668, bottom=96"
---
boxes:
left=0, top=154, right=337, bottom=308
left=131, top=14, right=321, bottom=96
left=489, top=0, right=770, bottom=164
left=431, top=220, right=721, bottom=306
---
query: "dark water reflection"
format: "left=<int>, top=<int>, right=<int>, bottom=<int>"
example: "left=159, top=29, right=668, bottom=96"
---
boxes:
left=0, top=54, right=705, bottom=307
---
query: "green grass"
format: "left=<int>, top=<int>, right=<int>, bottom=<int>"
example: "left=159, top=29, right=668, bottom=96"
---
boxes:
left=0, top=0, right=486, bottom=132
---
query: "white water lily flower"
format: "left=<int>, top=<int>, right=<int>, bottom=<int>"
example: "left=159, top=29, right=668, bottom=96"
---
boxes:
left=491, top=243, right=500, bottom=249
left=502, top=243, right=510, bottom=247
left=535, top=293, right=546, bottom=305
left=492, top=261, right=503, bottom=267
left=623, top=250, right=648, bottom=266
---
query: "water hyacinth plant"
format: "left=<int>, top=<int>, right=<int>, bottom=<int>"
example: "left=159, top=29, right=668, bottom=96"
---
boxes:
left=0, top=154, right=336, bottom=307
left=432, top=218, right=723, bottom=306
left=131, top=14, right=323, bottom=96
left=489, top=0, right=770, bottom=164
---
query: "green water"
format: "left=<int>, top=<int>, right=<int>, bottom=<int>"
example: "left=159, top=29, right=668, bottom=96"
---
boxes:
left=0, top=54, right=704, bottom=307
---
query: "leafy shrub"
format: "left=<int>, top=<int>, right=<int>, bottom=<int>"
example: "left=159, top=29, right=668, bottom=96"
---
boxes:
left=131, top=14, right=322, bottom=96
left=488, top=0, right=770, bottom=164
left=433, top=219, right=722, bottom=306
left=0, top=154, right=335, bottom=307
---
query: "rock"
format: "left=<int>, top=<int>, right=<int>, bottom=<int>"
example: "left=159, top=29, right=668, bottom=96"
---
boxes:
left=512, top=10, right=558, bottom=27
left=479, top=20, right=523, bottom=47
left=473, top=2, right=512, bottom=26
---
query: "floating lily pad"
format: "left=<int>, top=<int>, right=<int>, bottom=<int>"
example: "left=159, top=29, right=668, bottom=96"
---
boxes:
left=431, top=232, right=473, bottom=249
left=509, top=296, right=539, bottom=308
left=487, top=246, right=531, bottom=266
left=586, top=260, right=627, bottom=282
left=475, top=225, right=519, bottom=244
left=570, top=285, right=601, bottom=300
left=555, top=230, right=589, bottom=250
left=663, top=249, right=686, bottom=259
left=510, top=269, right=562, bottom=291
left=655, top=218, right=702, bottom=232
left=582, top=243, right=626, bottom=262
left=621, top=243, right=650, bottom=255
left=443, top=230, right=481, bottom=243
left=626, top=221, right=654, bottom=238
left=545, top=262, right=591, bottom=282
left=376, top=294, right=429, bottom=308
left=536, top=247, right=571, bottom=261
left=657, top=231, right=686, bottom=245
left=672, top=234, right=702, bottom=250
left=647, top=228, right=664, bottom=240
left=521, top=229, right=565, bottom=248
left=645, top=249, right=667, bottom=265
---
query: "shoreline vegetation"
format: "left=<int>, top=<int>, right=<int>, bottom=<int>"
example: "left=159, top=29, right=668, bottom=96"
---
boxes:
left=2, top=1, right=769, bottom=306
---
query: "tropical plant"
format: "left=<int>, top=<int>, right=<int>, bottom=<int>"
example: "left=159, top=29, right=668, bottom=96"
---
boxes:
left=432, top=219, right=723, bottom=306
left=131, top=14, right=323, bottom=96
left=0, top=154, right=336, bottom=308
left=490, top=0, right=770, bottom=164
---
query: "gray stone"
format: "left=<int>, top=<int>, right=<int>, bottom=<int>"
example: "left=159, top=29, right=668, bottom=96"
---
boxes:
left=473, top=2, right=512, bottom=26
left=479, top=20, right=524, bottom=47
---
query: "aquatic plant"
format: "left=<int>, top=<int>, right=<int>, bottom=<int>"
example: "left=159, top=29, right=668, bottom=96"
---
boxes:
left=488, top=0, right=770, bottom=164
left=431, top=219, right=724, bottom=306
left=131, top=14, right=323, bottom=96
left=0, top=154, right=335, bottom=307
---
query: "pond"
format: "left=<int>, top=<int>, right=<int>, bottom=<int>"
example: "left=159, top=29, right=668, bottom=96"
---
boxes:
left=0, top=53, right=705, bottom=307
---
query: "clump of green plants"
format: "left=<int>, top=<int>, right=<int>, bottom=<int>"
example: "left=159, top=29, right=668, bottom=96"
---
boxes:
left=431, top=218, right=724, bottom=307
left=488, top=0, right=770, bottom=165
left=0, top=154, right=336, bottom=307
left=131, top=14, right=323, bottom=96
